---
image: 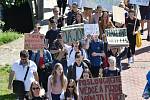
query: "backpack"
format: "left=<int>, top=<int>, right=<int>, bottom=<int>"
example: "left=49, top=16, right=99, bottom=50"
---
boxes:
left=136, top=31, right=142, bottom=48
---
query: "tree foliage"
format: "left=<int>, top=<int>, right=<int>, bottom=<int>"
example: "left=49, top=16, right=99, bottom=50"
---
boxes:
left=1, top=0, right=28, bottom=8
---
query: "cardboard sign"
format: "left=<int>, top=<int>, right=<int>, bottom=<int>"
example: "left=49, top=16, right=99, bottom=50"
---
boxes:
left=113, top=6, right=125, bottom=24
left=105, top=28, right=129, bottom=46
left=84, top=24, right=99, bottom=35
left=81, top=0, right=120, bottom=11
left=62, top=25, right=84, bottom=43
left=129, top=0, right=149, bottom=6
left=24, top=33, right=45, bottom=50
left=78, top=76, right=123, bottom=100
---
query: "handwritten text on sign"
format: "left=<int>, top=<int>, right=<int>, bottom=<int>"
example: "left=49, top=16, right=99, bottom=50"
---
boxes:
left=105, top=28, right=129, bottom=46
left=24, top=34, right=44, bottom=50
left=79, top=76, right=122, bottom=100
left=62, top=27, right=84, bottom=43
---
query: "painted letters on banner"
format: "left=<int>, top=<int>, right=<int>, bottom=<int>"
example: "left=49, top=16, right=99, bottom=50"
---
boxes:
left=78, top=76, right=123, bottom=100
left=113, top=6, right=125, bottom=24
left=61, top=25, right=84, bottom=43
left=81, top=0, right=120, bottom=11
left=84, top=24, right=99, bottom=36
left=129, top=0, right=149, bottom=6
left=105, top=28, right=129, bottom=46
left=24, top=33, right=45, bottom=50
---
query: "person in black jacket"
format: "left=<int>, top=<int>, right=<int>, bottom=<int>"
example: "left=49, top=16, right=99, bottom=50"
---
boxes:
left=67, top=2, right=78, bottom=25
left=67, top=52, right=88, bottom=82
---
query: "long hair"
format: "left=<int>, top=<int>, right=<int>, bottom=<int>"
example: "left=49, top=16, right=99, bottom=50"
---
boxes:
left=65, top=79, right=78, bottom=100
left=100, top=11, right=109, bottom=32
left=28, top=81, right=45, bottom=99
left=51, top=63, right=66, bottom=89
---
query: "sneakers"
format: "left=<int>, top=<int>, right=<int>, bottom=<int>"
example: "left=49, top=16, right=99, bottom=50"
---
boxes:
left=147, top=35, right=150, bottom=41
left=140, top=29, right=144, bottom=35
left=128, top=57, right=133, bottom=65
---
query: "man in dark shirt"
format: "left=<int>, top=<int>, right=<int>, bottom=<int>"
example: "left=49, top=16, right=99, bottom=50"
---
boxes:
left=45, top=19, right=60, bottom=50
left=67, top=2, right=78, bottom=25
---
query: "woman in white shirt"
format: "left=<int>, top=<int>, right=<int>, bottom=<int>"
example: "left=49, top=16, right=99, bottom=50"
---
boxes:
left=47, top=63, right=68, bottom=100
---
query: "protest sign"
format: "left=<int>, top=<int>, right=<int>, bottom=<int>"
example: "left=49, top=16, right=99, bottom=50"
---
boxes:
left=24, top=33, right=45, bottom=50
left=78, top=76, right=123, bottom=100
left=81, top=0, right=120, bottom=11
left=84, top=24, right=99, bottom=35
left=113, top=6, right=125, bottom=24
left=61, top=25, right=84, bottom=43
left=129, top=0, right=149, bottom=6
left=61, top=23, right=84, bottom=29
left=105, top=28, right=129, bottom=47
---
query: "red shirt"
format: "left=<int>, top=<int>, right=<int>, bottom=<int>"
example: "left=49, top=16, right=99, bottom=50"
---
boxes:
left=39, top=57, right=44, bottom=69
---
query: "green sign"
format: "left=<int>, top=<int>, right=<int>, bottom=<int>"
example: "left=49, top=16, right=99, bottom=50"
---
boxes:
left=62, top=24, right=84, bottom=43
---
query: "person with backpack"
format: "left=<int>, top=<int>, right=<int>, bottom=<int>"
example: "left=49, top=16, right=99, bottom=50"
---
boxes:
left=67, top=52, right=88, bottom=82
left=67, top=41, right=88, bottom=67
left=8, top=50, right=39, bottom=100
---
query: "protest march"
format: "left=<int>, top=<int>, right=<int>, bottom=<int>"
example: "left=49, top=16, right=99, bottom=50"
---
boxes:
left=6, top=0, right=150, bottom=100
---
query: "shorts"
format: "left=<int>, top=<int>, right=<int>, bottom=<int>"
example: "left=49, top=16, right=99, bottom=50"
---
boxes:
left=140, top=6, right=150, bottom=20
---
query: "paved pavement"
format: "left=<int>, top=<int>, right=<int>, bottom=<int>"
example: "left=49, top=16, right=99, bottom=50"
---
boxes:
left=0, top=0, right=150, bottom=100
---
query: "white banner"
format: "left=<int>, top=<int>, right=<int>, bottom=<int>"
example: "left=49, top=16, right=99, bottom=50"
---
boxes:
left=84, top=24, right=99, bottom=35
left=113, top=6, right=125, bottom=24
left=129, top=0, right=149, bottom=6
left=81, top=0, right=121, bottom=11
left=105, top=28, right=129, bottom=46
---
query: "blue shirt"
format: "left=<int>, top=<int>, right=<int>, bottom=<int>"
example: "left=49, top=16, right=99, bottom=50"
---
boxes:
left=89, top=40, right=104, bottom=67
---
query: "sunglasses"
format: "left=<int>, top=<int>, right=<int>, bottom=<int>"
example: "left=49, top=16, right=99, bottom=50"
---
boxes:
left=21, top=58, right=27, bottom=61
left=68, top=86, right=74, bottom=88
left=32, top=87, right=40, bottom=90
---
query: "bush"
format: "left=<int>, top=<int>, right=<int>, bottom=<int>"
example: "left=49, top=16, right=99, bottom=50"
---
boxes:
left=0, top=31, right=22, bottom=45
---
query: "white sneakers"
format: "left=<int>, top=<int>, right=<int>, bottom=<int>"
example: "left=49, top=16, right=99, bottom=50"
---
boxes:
left=128, top=56, right=135, bottom=65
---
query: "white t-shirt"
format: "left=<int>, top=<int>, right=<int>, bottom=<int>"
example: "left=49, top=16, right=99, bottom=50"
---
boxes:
left=67, top=48, right=87, bottom=67
left=76, top=66, right=83, bottom=81
left=12, top=60, right=37, bottom=91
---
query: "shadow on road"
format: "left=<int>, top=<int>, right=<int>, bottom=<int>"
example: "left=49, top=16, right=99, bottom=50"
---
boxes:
left=0, top=93, right=16, bottom=100
left=135, top=46, right=150, bottom=56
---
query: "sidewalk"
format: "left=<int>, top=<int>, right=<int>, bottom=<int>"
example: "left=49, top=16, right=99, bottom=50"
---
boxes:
left=121, top=31, right=150, bottom=100
left=0, top=0, right=150, bottom=99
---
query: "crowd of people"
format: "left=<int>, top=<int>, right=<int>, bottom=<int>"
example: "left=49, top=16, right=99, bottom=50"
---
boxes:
left=8, top=0, right=150, bottom=100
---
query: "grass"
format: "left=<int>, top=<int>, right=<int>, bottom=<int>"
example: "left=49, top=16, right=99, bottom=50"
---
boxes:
left=0, top=31, right=22, bottom=46
left=0, top=65, right=16, bottom=100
